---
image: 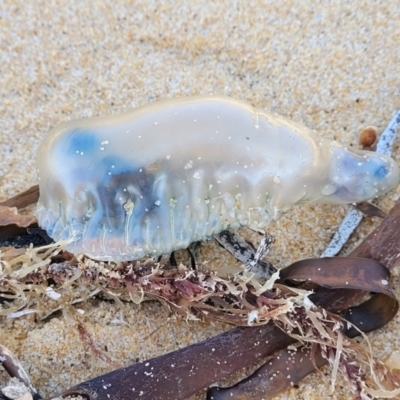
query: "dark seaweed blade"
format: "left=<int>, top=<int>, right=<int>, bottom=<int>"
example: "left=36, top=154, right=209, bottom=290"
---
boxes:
left=0, top=184, right=39, bottom=209
left=0, top=185, right=45, bottom=245
left=207, top=345, right=327, bottom=400
left=208, top=259, right=398, bottom=400
left=59, top=324, right=294, bottom=400
left=356, top=201, right=386, bottom=218
left=314, top=196, right=400, bottom=313
left=0, top=184, right=39, bottom=241
left=280, top=257, right=394, bottom=295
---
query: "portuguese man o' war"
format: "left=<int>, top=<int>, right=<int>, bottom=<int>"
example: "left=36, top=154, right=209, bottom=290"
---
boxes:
left=36, top=96, right=400, bottom=261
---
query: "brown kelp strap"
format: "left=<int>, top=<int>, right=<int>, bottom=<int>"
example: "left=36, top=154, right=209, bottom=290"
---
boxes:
left=59, top=323, right=294, bottom=400
left=0, top=185, right=39, bottom=209
left=355, top=201, right=386, bottom=218
left=280, top=257, right=393, bottom=294
left=207, top=258, right=398, bottom=400
left=0, top=185, right=39, bottom=239
left=207, top=345, right=327, bottom=400
left=279, top=257, right=398, bottom=336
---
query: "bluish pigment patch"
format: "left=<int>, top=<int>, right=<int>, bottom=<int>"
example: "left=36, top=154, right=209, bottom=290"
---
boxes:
left=374, top=164, right=388, bottom=179
left=99, top=155, right=136, bottom=179
left=336, top=153, right=357, bottom=176
left=63, top=129, right=99, bottom=156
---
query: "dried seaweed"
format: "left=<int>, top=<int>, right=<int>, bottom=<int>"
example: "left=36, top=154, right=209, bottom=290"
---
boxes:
left=0, top=252, right=397, bottom=399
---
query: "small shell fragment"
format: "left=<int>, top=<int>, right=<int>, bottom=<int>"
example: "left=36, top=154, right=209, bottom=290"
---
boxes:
left=359, top=126, right=378, bottom=149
